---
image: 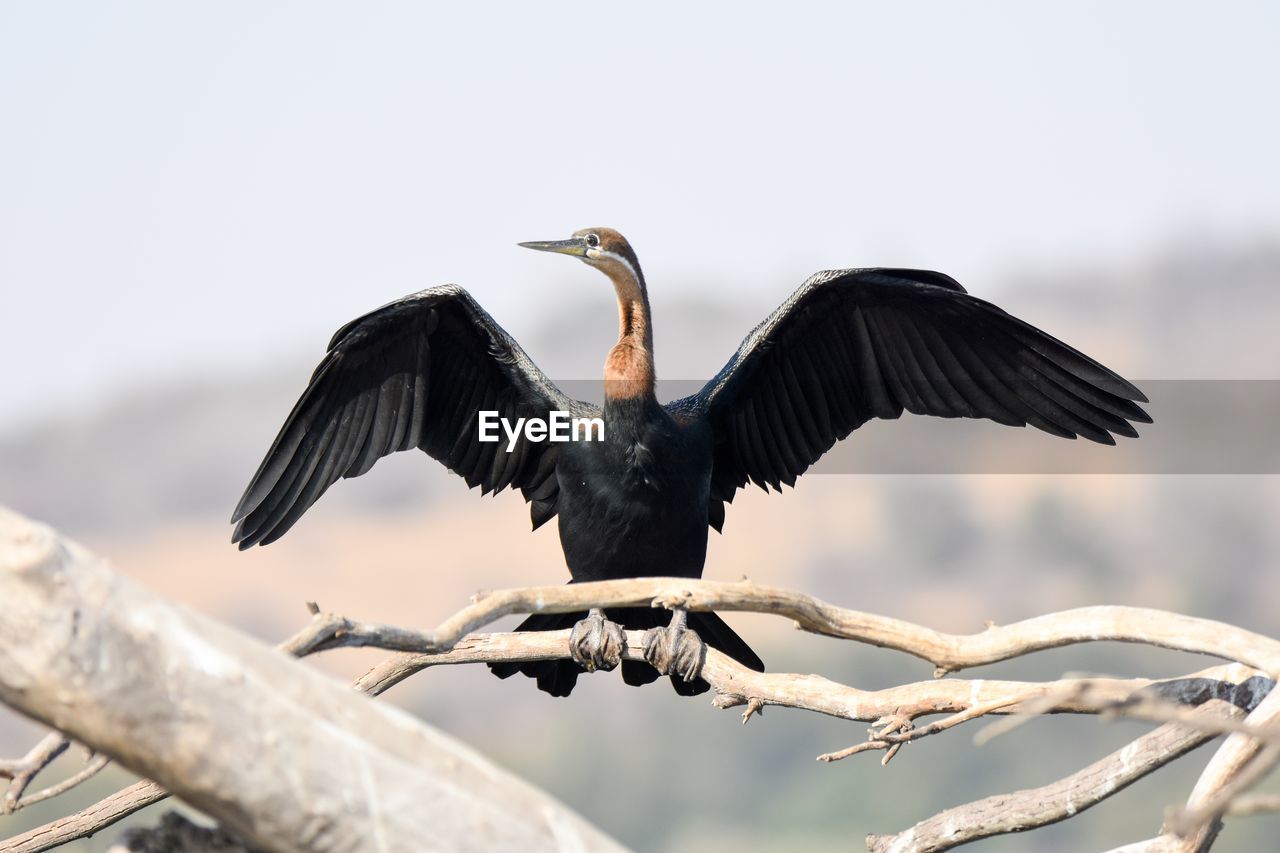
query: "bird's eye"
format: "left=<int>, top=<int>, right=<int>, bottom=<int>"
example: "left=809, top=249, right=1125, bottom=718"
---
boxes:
left=585, top=233, right=600, bottom=248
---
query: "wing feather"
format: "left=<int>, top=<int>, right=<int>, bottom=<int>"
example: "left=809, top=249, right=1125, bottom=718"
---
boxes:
left=672, top=268, right=1149, bottom=530
left=779, top=356, right=825, bottom=455
left=848, top=307, right=895, bottom=420
left=232, top=285, right=589, bottom=548
left=761, top=371, right=803, bottom=484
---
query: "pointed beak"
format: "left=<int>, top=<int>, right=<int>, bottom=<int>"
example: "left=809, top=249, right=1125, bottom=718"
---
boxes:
left=517, top=237, right=589, bottom=257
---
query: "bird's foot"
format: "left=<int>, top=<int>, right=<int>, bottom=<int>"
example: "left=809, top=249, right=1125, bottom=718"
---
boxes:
left=643, top=608, right=705, bottom=682
left=569, top=608, right=625, bottom=672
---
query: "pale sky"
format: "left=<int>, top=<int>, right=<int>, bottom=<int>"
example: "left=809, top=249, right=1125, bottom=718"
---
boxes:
left=3, top=2, right=1278, bottom=428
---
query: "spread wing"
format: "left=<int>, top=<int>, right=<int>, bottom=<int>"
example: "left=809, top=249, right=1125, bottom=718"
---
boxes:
left=668, top=268, right=1151, bottom=531
left=232, top=285, right=586, bottom=547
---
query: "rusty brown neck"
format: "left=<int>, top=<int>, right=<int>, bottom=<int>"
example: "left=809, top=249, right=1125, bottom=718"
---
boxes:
left=600, top=262, right=655, bottom=402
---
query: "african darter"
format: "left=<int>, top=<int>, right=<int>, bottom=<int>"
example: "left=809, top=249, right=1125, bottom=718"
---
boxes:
left=232, top=228, right=1149, bottom=696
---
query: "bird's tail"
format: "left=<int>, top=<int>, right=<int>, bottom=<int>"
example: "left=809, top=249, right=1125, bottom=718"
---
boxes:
left=487, top=611, right=587, bottom=697
left=488, top=606, right=763, bottom=698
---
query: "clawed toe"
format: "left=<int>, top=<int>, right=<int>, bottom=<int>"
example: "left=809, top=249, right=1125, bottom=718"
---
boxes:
left=569, top=608, right=625, bottom=672
left=643, top=608, right=705, bottom=682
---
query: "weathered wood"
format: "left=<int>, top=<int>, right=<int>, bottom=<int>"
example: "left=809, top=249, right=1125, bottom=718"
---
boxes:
left=351, top=627, right=1266, bottom=729
left=398, top=577, right=1280, bottom=677
left=2, top=781, right=166, bottom=853
left=0, top=508, right=623, bottom=853
left=865, top=699, right=1248, bottom=852
left=5, top=504, right=1278, bottom=852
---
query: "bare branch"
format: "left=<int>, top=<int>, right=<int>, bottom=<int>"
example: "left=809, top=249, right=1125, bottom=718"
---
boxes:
left=1051, top=667, right=1280, bottom=853
left=866, top=698, right=1249, bottom=852
left=975, top=677, right=1278, bottom=747
left=399, top=577, right=1280, bottom=676
left=0, top=507, right=624, bottom=853
left=0, top=733, right=67, bottom=814
left=5, top=508, right=1277, bottom=852
left=12, top=755, right=109, bottom=811
left=16, top=608, right=1272, bottom=849
left=4, top=606, right=415, bottom=841
left=818, top=690, right=1039, bottom=763
left=2, top=734, right=110, bottom=818
left=0, top=781, right=166, bottom=853
left=1225, top=793, right=1280, bottom=818
left=1165, top=686, right=1280, bottom=846
left=351, top=626, right=1262, bottom=731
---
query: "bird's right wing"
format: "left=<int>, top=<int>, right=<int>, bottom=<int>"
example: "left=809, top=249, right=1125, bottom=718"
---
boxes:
left=232, top=285, right=586, bottom=548
left=668, top=268, right=1150, bottom=531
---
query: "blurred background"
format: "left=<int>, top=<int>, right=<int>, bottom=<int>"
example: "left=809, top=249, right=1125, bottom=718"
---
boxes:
left=2, top=3, right=1279, bottom=850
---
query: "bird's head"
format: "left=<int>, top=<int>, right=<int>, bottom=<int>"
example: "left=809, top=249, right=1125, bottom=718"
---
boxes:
left=519, top=227, right=646, bottom=294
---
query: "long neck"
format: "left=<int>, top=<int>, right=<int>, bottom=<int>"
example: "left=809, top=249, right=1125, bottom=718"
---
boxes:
left=602, top=263, right=655, bottom=403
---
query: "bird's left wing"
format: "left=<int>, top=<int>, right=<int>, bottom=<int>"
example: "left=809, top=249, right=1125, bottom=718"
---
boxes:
left=232, top=285, right=587, bottom=548
left=668, top=269, right=1150, bottom=532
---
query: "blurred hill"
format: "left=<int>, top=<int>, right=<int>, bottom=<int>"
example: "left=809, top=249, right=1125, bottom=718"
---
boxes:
left=1, top=240, right=1278, bottom=850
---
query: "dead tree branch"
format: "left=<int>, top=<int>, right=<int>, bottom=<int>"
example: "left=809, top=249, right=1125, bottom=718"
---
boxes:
left=1225, top=793, right=1280, bottom=818
left=0, top=734, right=68, bottom=814
left=0, top=507, right=623, bottom=853
left=865, top=698, right=1249, bottom=852
left=295, top=608, right=1280, bottom=850
left=1166, top=686, right=1280, bottom=849
left=1, top=781, right=166, bottom=853
left=1106, top=687, right=1280, bottom=852
left=401, top=577, right=1280, bottom=677
left=2, top=505, right=1277, bottom=852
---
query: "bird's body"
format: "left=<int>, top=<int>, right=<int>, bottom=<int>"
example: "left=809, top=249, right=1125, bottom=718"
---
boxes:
left=557, top=397, right=712, bottom=583
left=233, top=227, right=1150, bottom=697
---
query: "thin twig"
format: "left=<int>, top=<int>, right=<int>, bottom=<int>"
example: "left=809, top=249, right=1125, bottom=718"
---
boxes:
left=2, top=737, right=109, bottom=816
left=976, top=676, right=1277, bottom=748
left=1225, top=793, right=1280, bottom=818
left=13, top=756, right=110, bottom=810
left=819, top=689, right=1041, bottom=763
left=0, top=734, right=68, bottom=814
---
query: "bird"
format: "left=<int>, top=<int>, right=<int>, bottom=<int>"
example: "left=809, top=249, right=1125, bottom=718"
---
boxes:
left=231, top=227, right=1150, bottom=697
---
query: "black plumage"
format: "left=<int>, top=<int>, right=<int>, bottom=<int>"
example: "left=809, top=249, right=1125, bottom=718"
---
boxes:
left=233, top=228, right=1149, bottom=696
left=232, top=285, right=575, bottom=547
left=667, top=267, right=1150, bottom=528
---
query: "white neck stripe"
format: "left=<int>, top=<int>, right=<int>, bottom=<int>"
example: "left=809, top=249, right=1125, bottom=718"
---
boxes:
left=597, top=249, right=643, bottom=291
